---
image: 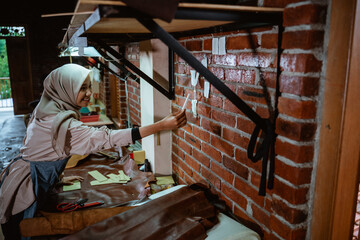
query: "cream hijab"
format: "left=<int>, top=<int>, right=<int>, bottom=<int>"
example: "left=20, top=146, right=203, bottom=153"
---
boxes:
left=32, top=63, right=92, bottom=156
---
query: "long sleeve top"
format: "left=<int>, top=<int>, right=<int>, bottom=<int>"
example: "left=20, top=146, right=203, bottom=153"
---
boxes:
left=0, top=115, right=134, bottom=224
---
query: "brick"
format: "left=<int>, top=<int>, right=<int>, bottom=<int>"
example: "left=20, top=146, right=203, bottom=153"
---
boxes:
left=201, top=118, right=221, bottom=136
left=278, top=97, right=317, bottom=119
left=222, top=184, right=247, bottom=209
left=237, top=117, right=256, bottom=135
left=275, top=159, right=313, bottom=185
left=261, top=33, right=279, bottom=49
left=178, top=158, right=193, bottom=177
left=237, top=52, right=275, bottom=68
left=280, top=53, right=322, bottom=73
left=227, top=35, right=259, bottom=50
left=201, top=167, right=221, bottom=189
left=224, top=98, right=244, bottom=115
left=280, top=75, right=319, bottom=96
left=235, top=177, right=266, bottom=207
left=211, top=135, right=235, bottom=157
left=213, top=54, right=237, bottom=66
left=270, top=178, right=308, bottom=205
left=197, top=103, right=211, bottom=118
left=185, top=40, right=202, bottom=51
left=256, top=107, right=272, bottom=121
left=271, top=198, right=308, bottom=224
left=202, top=143, right=222, bottom=163
left=235, top=148, right=262, bottom=173
left=184, top=154, right=201, bottom=172
left=275, top=140, right=314, bottom=164
left=225, top=69, right=256, bottom=84
left=204, top=39, right=212, bottom=51
left=282, top=30, right=324, bottom=50
left=175, top=63, right=187, bottom=74
left=176, top=75, right=190, bottom=87
left=223, top=155, right=249, bottom=180
left=262, top=71, right=277, bottom=89
left=252, top=203, right=270, bottom=227
left=212, top=109, right=236, bottom=128
left=276, top=118, right=317, bottom=141
left=178, top=138, right=192, bottom=155
left=192, top=125, right=210, bottom=142
left=238, top=86, right=268, bottom=105
left=211, top=82, right=237, bottom=96
left=193, top=148, right=210, bottom=168
left=223, top=127, right=249, bottom=150
left=211, top=161, right=234, bottom=184
left=283, top=4, right=327, bottom=27
left=185, top=132, right=201, bottom=150
left=203, top=94, right=223, bottom=109
left=209, top=67, right=225, bottom=80
left=270, top=215, right=307, bottom=240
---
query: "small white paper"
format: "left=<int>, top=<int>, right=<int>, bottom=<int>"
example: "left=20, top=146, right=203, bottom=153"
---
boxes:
left=190, top=70, right=199, bottom=86
left=192, top=99, right=197, bottom=118
left=182, top=94, right=190, bottom=110
left=212, top=38, right=219, bottom=55
left=204, top=81, right=210, bottom=98
left=219, top=36, right=226, bottom=55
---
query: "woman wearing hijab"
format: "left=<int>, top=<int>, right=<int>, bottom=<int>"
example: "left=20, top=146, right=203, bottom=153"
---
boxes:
left=0, top=63, right=187, bottom=239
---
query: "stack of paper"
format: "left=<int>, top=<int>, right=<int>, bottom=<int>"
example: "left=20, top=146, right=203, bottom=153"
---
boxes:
left=89, top=170, right=131, bottom=186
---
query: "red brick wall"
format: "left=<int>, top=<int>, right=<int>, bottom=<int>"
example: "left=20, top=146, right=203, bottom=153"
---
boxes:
left=170, top=2, right=327, bottom=240
left=122, top=2, right=328, bottom=239
left=124, top=43, right=141, bottom=127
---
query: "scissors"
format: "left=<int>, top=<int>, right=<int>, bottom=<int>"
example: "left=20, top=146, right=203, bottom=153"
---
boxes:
left=56, top=198, right=104, bottom=212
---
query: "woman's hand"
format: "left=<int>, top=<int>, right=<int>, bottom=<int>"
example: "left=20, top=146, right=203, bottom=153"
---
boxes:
left=158, top=109, right=187, bottom=131
left=138, top=109, right=187, bottom=138
left=61, top=175, right=84, bottom=185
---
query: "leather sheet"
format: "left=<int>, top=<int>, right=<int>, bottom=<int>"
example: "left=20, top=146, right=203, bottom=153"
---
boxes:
left=40, top=153, right=154, bottom=212
left=20, top=206, right=135, bottom=237
left=60, top=185, right=218, bottom=240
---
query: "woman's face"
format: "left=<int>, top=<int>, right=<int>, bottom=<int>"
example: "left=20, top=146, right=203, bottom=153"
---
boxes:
left=76, top=76, right=92, bottom=107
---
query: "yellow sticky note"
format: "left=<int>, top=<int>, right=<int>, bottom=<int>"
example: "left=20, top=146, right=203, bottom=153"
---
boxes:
left=133, top=150, right=145, bottom=164
left=118, top=170, right=131, bottom=181
left=107, top=173, right=121, bottom=181
left=88, top=170, right=108, bottom=182
left=156, top=176, right=175, bottom=185
left=63, top=180, right=81, bottom=191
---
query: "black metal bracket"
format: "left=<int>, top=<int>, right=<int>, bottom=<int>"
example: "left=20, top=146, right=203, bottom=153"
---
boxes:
left=91, top=39, right=175, bottom=100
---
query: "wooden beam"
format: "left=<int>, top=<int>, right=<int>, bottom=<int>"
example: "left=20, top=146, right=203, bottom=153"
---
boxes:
left=41, top=11, right=94, bottom=18
left=310, top=0, right=359, bottom=238
left=79, top=0, right=283, bottom=12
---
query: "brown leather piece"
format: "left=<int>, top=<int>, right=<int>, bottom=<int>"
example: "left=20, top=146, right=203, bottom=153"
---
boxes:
left=40, top=153, right=154, bottom=212
left=20, top=206, right=135, bottom=237
left=60, top=186, right=218, bottom=240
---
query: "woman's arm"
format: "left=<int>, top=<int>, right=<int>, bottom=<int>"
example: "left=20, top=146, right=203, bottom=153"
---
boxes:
left=139, top=109, right=187, bottom=139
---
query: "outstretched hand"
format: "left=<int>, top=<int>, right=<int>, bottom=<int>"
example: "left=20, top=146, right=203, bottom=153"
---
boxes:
left=138, top=109, right=187, bottom=139
left=159, top=109, right=187, bottom=131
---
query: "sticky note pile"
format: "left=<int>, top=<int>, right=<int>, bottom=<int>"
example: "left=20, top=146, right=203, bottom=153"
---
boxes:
left=88, top=170, right=131, bottom=186
left=63, top=180, right=82, bottom=192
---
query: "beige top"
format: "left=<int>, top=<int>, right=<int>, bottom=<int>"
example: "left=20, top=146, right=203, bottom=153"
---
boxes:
left=0, top=115, right=132, bottom=224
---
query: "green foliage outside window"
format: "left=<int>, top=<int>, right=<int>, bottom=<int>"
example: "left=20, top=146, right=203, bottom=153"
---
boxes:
left=0, top=39, right=9, bottom=77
